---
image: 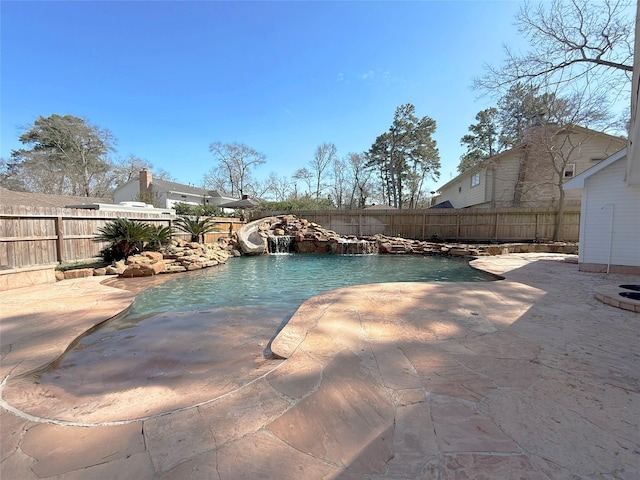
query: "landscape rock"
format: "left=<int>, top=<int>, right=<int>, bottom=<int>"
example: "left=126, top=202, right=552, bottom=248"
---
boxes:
left=63, top=268, right=93, bottom=280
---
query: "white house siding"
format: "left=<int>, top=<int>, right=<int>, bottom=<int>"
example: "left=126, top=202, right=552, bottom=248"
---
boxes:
left=165, top=192, right=207, bottom=208
left=580, top=158, right=640, bottom=272
left=113, top=182, right=140, bottom=204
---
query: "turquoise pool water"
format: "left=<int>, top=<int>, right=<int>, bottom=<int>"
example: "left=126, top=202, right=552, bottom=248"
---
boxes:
left=128, top=254, right=497, bottom=319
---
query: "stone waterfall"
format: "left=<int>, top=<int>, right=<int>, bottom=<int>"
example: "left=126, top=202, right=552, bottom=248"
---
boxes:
left=267, top=235, right=295, bottom=254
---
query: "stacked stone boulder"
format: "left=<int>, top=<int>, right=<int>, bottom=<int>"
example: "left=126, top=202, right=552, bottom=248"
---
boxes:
left=258, top=215, right=375, bottom=254
left=120, top=251, right=166, bottom=278
left=256, top=215, right=578, bottom=258
left=119, top=239, right=233, bottom=277
left=160, top=239, right=232, bottom=273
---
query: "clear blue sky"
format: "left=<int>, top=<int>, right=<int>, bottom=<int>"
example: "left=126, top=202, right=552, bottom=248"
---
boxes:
left=1, top=1, right=528, bottom=194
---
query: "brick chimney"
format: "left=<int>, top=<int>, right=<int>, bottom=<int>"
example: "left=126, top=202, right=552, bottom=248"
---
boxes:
left=139, top=168, right=152, bottom=195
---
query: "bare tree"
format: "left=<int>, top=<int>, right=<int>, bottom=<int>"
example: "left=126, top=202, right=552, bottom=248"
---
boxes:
left=477, top=0, right=633, bottom=89
left=111, top=155, right=175, bottom=188
left=309, top=142, right=337, bottom=200
left=346, top=152, right=372, bottom=208
left=264, top=172, right=294, bottom=201
left=330, top=157, right=348, bottom=208
left=476, top=0, right=633, bottom=131
left=292, top=167, right=313, bottom=196
left=205, top=142, right=266, bottom=197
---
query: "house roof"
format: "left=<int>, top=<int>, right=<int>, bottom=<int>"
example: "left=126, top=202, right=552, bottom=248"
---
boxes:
left=112, top=174, right=239, bottom=203
left=430, top=200, right=454, bottom=209
left=364, top=204, right=398, bottom=210
left=151, top=178, right=209, bottom=196
left=218, top=197, right=261, bottom=209
left=0, top=187, right=113, bottom=209
left=564, top=147, right=627, bottom=189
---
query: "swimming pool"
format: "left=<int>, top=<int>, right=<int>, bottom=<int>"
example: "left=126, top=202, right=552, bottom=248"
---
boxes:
left=127, top=254, right=498, bottom=319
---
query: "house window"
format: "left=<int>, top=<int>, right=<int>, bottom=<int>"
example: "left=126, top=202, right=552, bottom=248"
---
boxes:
left=471, top=172, right=480, bottom=187
left=563, top=164, right=576, bottom=178
left=458, top=184, right=462, bottom=193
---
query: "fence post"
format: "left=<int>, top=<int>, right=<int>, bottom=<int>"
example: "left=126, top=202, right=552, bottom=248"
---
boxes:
left=456, top=213, right=460, bottom=241
left=55, top=216, right=64, bottom=263
left=358, top=214, right=362, bottom=237
left=494, top=213, right=499, bottom=242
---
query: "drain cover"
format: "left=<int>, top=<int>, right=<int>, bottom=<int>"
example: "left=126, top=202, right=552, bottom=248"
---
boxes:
left=619, top=291, right=640, bottom=301
left=619, top=284, right=640, bottom=292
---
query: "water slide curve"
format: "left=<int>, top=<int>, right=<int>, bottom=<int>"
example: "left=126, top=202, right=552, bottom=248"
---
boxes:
left=235, top=217, right=278, bottom=255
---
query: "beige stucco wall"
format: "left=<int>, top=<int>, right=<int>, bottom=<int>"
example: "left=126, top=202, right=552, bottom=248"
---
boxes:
left=436, top=166, right=488, bottom=208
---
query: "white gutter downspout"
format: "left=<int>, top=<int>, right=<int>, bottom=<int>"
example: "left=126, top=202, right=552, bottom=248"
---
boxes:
left=601, top=203, right=614, bottom=274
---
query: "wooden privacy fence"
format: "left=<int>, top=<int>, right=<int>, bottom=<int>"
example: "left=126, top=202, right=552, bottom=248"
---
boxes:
left=0, top=206, right=243, bottom=270
left=261, top=207, right=580, bottom=243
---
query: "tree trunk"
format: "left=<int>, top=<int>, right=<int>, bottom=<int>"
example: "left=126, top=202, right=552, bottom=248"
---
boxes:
left=553, top=181, right=565, bottom=241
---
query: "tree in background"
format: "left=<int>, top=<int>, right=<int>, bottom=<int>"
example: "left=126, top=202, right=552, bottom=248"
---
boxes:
left=205, top=142, right=266, bottom=197
left=293, top=142, right=337, bottom=201
left=10, top=114, right=115, bottom=196
left=292, top=167, right=313, bottom=197
left=458, top=108, right=502, bottom=173
left=346, top=152, right=373, bottom=208
left=496, top=83, right=575, bottom=147
left=0, top=157, right=30, bottom=192
left=475, top=0, right=633, bottom=129
left=111, top=154, right=174, bottom=188
left=457, top=85, right=575, bottom=173
left=265, top=172, right=294, bottom=202
left=330, top=157, right=348, bottom=208
left=367, top=104, right=440, bottom=209
left=309, top=142, right=337, bottom=201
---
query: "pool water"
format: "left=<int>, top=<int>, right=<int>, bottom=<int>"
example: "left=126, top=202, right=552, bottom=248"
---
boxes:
left=127, top=254, right=497, bottom=319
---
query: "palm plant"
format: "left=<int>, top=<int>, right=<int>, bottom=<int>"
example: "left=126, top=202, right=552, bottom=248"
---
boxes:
left=94, top=218, right=154, bottom=261
left=174, top=215, right=218, bottom=243
left=146, top=224, right=173, bottom=251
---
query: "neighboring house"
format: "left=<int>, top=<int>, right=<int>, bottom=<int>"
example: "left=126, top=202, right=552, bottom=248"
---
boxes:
left=564, top=148, right=639, bottom=274
left=113, top=169, right=237, bottom=209
left=434, top=126, right=626, bottom=209
left=0, top=187, right=113, bottom=209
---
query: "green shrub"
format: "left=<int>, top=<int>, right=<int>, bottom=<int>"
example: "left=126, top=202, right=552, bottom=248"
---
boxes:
left=94, top=218, right=171, bottom=261
left=173, top=202, right=225, bottom=217
left=174, top=215, right=218, bottom=243
left=146, top=224, right=173, bottom=251
left=259, top=195, right=335, bottom=212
